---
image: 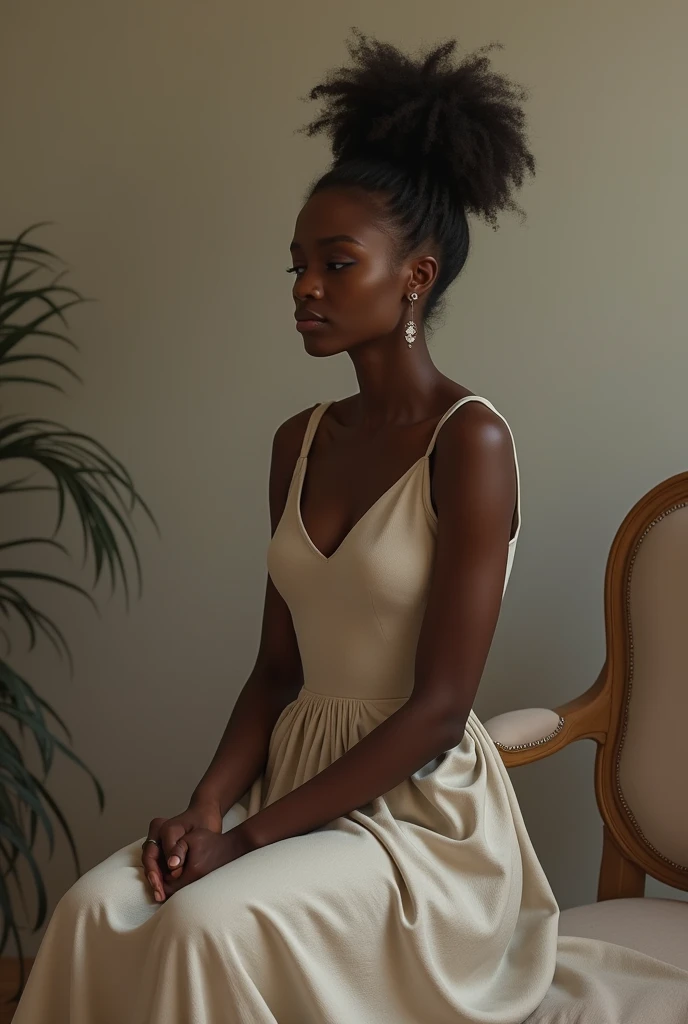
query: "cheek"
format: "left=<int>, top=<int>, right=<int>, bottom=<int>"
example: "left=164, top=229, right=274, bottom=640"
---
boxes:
left=342, top=266, right=401, bottom=333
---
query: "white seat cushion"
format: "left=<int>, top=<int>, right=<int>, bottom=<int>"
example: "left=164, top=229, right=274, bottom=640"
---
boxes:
left=559, top=897, right=688, bottom=971
left=484, top=707, right=562, bottom=747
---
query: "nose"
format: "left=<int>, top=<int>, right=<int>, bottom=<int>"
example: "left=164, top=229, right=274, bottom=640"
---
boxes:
left=292, top=267, right=323, bottom=301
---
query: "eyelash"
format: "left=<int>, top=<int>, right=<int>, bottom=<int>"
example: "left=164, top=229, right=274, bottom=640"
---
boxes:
left=286, top=262, right=354, bottom=276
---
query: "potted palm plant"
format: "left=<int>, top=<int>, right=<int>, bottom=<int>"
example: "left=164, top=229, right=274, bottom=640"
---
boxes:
left=0, top=225, right=152, bottom=1001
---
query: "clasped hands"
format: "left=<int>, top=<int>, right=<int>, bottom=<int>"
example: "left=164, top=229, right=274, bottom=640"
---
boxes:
left=141, top=800, right=255, bottom=903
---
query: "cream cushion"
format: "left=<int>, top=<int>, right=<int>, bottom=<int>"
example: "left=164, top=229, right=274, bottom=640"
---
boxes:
left=559, top=897, right=688, bottom=971
left=484, top=707, right=562, bottom=747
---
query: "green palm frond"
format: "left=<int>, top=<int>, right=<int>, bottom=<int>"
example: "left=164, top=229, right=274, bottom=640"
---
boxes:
left=0, top=225, right=83, bottom=393
left=0, top=224, right=153, bottom=989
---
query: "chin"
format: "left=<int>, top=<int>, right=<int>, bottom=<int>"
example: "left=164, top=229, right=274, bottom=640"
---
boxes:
left=302, top=332, right=346, bottom=358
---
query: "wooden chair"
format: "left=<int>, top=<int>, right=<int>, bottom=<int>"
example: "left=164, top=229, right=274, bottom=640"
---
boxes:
left=484, top=471, right=688, bottom=970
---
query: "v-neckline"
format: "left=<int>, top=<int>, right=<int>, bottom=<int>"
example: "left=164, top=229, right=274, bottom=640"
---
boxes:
left=296, top=454, right=427, bottom=564
left=292, top=394, right=496, bottom=564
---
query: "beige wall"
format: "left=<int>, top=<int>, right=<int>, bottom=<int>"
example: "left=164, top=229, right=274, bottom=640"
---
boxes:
left=2, top=0, right=686, bottom=953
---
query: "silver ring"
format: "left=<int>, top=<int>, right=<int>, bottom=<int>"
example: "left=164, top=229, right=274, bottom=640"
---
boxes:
left=142, top=838, right=160, bottom=848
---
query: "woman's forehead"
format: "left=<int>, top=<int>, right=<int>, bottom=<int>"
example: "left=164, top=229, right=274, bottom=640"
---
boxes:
left=292, top=188, right=389, bottom=247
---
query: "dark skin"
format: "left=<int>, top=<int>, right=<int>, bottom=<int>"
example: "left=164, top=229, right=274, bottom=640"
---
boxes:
left=142, top=186, right=517, bottom=901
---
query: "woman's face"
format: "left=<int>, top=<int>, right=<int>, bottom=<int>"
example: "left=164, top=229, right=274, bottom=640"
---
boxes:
left=289, top=187, right=431, bottom=358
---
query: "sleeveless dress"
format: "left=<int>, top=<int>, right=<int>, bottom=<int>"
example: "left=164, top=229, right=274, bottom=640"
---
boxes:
left=14, top=396, right=688, bottom=1023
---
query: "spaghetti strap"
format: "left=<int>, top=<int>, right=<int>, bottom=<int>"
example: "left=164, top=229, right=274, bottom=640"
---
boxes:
left=425, top=395, right=522, bottom=538
left=424, top=396, right=488, bottom=456
left=298, top=401, right=333, bottom=459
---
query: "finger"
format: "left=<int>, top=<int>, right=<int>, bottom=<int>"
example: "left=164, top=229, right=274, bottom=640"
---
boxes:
left=141, top=841, right=161, bottom=876
left=163, top=836, right=198, bottom=895
left=142, top=849, right=165, bottom=901
left=159, top=822, right=188, bottom=863
left=143, top=855, right=163, bottom=898
left=141, top=819, right=166, bottom=901
left=163, top=871, right=187, bottom=899
left=149, top=871, right=165, bottom=901
left=165, top=837, right=188, bottom=872
left=141, top=818, right=165, bottom=872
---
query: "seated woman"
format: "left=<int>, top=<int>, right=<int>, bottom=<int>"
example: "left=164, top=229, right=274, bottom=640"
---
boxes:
left=15, top=28, right=688, bottom=1024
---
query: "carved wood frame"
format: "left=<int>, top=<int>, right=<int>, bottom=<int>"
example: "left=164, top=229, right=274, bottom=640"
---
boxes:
left=498, top=471, right=688, bottom=899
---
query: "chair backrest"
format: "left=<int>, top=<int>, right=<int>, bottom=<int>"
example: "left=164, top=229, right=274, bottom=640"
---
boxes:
left=597, top=471, right=688, bottom=895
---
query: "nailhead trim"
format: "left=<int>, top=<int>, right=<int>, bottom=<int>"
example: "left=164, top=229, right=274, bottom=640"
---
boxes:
left=493, top=715, right=565, bottom=751
left=616, top=501, right=688, bottom=873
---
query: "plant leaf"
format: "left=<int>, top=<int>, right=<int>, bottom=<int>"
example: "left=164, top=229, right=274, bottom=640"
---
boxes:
left=52, top=737, right=105, bottom=812
left=0, top=353, right=82, bottom=384
left=28, top=773, right=81, bottom=875
left=0, top=822, right=47, bottom=931
left=0, top=866, right=26, bottom=990
left=0, top=226, right=151, bottom=993
left=0, top=768, right=55, bottom=857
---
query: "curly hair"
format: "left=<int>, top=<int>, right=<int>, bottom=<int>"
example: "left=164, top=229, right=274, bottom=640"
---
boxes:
left=299, top=29, right=536, bottom=326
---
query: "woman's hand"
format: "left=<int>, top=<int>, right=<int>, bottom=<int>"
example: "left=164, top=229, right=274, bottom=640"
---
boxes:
left=161, top=826, right=255, bottom=899
left=141, top=799, right=222, bottom=903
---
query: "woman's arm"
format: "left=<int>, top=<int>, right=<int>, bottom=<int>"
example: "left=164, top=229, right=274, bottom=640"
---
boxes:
left=235, top=402, right=517, bottom=849
left=189, top=408, right=315, bottom=816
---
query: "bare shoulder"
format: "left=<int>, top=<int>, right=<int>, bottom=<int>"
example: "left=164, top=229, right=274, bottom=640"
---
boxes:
left=268, top=404, right=319, bottom=526
left=434, top=398, right=513, bottom=463
left=431, top=398, right=516, bottom=519
left=272, top=404, right=318, bottom=464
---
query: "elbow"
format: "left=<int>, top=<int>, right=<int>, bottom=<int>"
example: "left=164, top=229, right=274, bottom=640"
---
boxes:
left=440, top=715, right=466, bottom=749
left=409, top=695, right=467, bottom=750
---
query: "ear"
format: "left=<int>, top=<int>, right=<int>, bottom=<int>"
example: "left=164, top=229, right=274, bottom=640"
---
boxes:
left=408, top=256, right=438, bottom=300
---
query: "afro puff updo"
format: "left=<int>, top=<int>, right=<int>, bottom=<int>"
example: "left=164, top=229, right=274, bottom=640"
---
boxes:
left=299, top=29, right=535, bottom=327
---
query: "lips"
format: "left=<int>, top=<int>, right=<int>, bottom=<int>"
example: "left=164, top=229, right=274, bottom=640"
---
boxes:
left=295, top=317, right=328, bottom=332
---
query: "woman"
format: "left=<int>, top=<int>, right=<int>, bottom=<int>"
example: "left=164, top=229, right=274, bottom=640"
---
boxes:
left=15, top=31, right=688, bottom=1024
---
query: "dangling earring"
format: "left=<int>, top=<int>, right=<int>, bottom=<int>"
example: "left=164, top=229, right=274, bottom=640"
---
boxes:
left=405, top=293, right=418, bottom=349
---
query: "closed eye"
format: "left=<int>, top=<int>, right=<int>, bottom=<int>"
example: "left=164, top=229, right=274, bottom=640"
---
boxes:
left=286, top=262, right=355, bottom=276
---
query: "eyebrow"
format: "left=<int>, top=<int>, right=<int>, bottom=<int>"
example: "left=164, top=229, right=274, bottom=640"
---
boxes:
left=289, top=234, right=365, bottom=251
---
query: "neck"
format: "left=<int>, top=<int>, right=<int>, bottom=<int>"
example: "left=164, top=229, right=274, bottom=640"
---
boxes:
left=347, top=334, right=446, bottom=425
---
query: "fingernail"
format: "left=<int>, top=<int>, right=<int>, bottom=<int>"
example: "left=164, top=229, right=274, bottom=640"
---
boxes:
left=155, top=892, right=163, bottom=902
left=168, top=856, right=181, bottom=868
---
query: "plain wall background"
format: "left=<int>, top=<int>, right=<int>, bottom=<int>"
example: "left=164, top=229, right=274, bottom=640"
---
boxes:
left=2, top=0, right=686, bottom=954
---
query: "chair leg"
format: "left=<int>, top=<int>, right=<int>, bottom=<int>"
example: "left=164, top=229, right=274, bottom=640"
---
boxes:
left=597, top=825, right=645, bottom=901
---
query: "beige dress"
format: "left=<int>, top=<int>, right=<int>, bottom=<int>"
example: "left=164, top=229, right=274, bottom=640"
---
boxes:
left=15, top=397, right=688, bottom=1023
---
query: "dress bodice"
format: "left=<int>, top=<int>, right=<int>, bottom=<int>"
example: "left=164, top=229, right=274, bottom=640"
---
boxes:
left=267, top=396, right=521, bottom=700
